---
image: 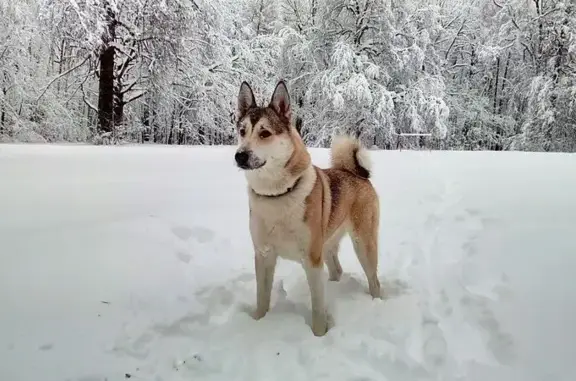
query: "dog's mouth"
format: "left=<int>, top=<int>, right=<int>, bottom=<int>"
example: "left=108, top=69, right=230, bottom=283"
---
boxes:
left=237, top=161, right=266, bottom=171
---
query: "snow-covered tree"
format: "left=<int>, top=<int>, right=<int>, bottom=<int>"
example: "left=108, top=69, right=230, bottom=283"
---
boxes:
left=0, top=0, right=573, bottom=152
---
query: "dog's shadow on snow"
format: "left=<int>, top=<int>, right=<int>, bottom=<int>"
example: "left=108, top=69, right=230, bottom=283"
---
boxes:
left=330, top=273, right=409, bottom=299
left=237, top=273, right=410, bottom=329
left=123, top=273, right=411, bottom=354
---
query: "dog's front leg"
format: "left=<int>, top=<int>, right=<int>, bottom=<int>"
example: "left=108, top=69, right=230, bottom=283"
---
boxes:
left=304, top=262, right=328, bottom=336
left=253, top=247, right=277, bottom=320
left=250, top=211, right=277, bottom=320
left=303, top=238, right=328, bottom=336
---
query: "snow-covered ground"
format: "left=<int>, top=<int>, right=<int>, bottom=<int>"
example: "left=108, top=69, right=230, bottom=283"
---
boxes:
left=1, top=144, right=575, bottom=381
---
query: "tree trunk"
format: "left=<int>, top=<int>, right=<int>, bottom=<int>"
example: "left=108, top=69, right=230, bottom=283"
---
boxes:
left=97, top=2, right=116, bottom=135
left=499, top=52, right=511, bottom=113
left=0, top=86, right=6, bottom=131
left=493, top=56, right=500, bottom=114
left=113, top=81, right=124, bottom=136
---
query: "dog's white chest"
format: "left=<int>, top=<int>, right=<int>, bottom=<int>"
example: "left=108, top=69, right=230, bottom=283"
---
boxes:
left=266, top=218, right=309, bottom=262
left=250, top=201, right=310, bottom=263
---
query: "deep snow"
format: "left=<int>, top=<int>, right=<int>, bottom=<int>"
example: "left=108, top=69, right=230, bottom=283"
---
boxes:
left=0, top=144, right=575, bottom=381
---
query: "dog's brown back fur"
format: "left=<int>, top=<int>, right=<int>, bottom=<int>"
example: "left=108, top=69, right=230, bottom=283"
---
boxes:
left=303, top=146, right=380, bottom=301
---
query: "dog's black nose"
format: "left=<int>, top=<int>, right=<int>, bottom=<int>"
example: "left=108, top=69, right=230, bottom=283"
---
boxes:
left=235, top=150, right=249, bottom=167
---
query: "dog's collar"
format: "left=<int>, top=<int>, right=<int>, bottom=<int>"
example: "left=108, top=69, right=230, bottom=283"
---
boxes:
left=251, top=176, right=302, bottom=198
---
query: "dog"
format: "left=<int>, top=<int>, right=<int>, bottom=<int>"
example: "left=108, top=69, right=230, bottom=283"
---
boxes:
left=234, top=80, right=381, bottom=336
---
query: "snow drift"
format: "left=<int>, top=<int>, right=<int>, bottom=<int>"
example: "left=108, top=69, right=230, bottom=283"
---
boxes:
left=0, top=144, right=575, bottom=381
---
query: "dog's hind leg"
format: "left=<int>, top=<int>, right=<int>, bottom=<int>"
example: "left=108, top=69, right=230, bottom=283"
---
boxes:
left=323, top=231, right=345, bottom=281
left=324, top=242, right=343, bottom=281
left=350, top=235, right=381, bottom=298
left=350, top=210, right=381, bottom=299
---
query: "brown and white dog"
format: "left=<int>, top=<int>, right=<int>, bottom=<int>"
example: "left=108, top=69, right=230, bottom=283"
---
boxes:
left=234, top=80, right=381, bottom=336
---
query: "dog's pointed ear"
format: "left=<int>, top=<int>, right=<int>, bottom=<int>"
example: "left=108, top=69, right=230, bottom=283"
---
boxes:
left=237, top=81, right=256, bottom=119
left=269, top=80, right=291, bottom=121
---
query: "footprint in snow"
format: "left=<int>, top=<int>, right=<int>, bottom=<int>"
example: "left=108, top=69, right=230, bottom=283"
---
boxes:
left=171, top=226, right=193, bottom=241
left=38, top=343, right=53, bottom=351
left=171, top=226, right=215, bottom=243
left=175, top=251, right=192, bottom=264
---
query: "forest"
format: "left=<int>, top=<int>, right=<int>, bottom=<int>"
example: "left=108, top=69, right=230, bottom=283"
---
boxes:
left=0, top=0, right=574, bottom=151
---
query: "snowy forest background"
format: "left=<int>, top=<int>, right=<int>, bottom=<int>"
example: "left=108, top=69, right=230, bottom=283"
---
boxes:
left=0, top=0, right=574, bottom=151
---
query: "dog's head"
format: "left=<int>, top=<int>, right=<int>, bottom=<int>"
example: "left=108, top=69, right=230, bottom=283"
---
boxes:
left=234, top=80, right=296, bottom=171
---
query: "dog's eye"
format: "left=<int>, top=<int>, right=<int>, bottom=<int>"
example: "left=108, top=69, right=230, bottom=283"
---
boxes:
left=239, top=128, right=246, bottom=137
left=259, top=130, right=271, bottom=139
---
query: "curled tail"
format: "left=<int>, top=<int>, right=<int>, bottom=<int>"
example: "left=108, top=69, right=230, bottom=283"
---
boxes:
left=330, top=135, right=372, bottom=179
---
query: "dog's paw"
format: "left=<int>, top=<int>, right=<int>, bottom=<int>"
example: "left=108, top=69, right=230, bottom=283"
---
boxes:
left=311, top=321, right=328, bottom=336
left=311, top=312, right=330, bottom=337
left=252, top=308, right=268, bottom=320
left=368, top=277, right=382, bottom=299
left=370, top=289, right=383, bottom=299
left=328, top=269, right=343, bottom=282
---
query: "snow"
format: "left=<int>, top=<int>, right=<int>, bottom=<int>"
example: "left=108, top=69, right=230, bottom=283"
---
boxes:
left=1, top=144, right=575, bottom=381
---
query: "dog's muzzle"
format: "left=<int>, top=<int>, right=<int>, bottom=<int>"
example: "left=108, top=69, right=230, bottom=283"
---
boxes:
left=235, top=150, right=250, bottom=169
left=235, top=149, right=265, bottom=170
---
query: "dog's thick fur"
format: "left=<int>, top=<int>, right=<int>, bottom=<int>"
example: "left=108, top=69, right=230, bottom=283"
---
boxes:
left=234, top=80, right=381, bottom=336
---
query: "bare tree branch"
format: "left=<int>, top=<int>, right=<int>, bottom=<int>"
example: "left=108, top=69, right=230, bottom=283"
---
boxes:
left=36, top=55, right=90, bottom=102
